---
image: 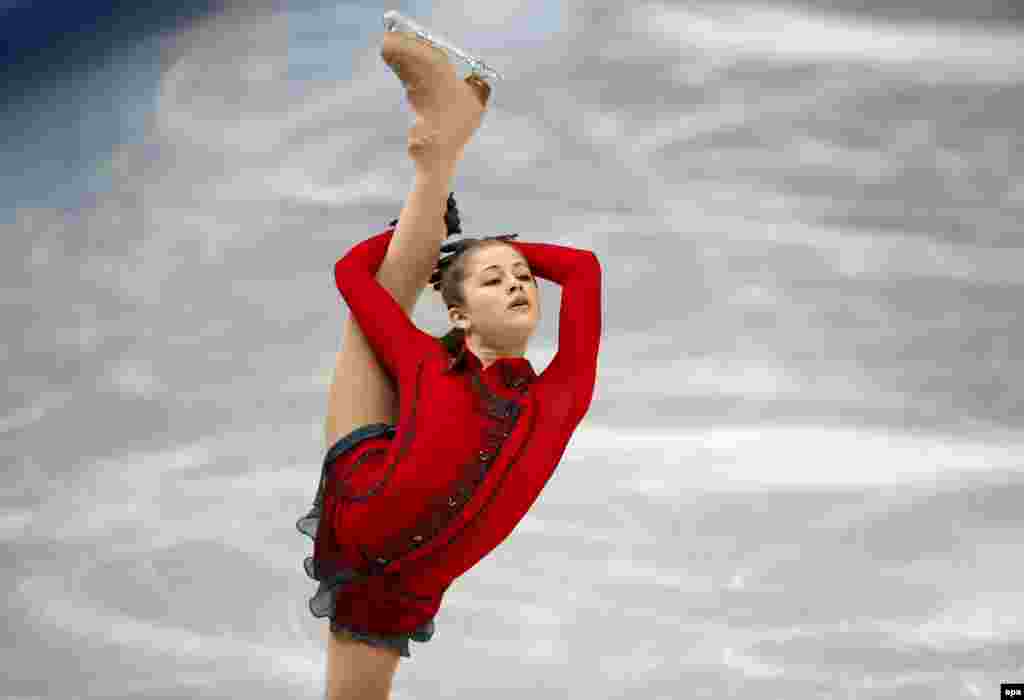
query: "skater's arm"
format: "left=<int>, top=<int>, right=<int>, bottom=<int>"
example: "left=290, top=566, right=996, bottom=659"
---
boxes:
left=334, top=229, right=439, bottom=378
left=506, top=241, right=602, bottom=423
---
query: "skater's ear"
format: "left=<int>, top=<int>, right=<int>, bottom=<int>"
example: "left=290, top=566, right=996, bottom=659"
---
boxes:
left=448, top=306, right=470, bottom=330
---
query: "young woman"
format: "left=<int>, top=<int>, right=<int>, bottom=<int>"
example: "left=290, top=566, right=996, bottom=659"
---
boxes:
left=296, top=16, right=602, bottom=699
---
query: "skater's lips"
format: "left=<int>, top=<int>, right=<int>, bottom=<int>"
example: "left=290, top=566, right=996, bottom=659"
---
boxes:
left=508, top=296, right=529, bottom=310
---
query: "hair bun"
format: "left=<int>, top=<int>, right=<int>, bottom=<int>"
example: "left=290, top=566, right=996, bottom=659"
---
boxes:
left=445, top=192, right=462, bottom=236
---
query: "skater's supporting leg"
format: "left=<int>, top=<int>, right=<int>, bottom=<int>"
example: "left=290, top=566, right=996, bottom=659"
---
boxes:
left=324, top=626, right=402, bottom=700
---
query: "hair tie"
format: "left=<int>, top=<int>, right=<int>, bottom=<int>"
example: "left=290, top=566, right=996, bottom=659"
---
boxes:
left=429, top=233, right=519, bottom=292
left=438, top=233, right=518, bottom=256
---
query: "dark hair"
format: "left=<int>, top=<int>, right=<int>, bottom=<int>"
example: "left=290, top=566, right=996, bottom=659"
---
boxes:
left=428, top=235, right=528, bottom=359
left=389, top=192, right=462, bottom=235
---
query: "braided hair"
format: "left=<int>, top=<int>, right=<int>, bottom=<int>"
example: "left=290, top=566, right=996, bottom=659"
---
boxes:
left=389, top=192, right=462, bottom=235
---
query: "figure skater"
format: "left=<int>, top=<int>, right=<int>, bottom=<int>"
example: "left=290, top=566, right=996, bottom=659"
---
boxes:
left=296, top=12, right=602, bottom=699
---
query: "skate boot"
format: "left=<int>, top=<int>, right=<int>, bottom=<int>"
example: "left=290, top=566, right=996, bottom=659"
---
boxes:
left=380, top=10, right=499, bottom=164
left=383, top=11, right=502, bottom=83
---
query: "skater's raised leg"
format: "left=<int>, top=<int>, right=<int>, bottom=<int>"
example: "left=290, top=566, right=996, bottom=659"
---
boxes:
left=321, top=19, right=492, bottom=700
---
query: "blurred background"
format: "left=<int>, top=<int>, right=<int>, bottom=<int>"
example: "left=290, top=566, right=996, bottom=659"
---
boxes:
left=2, top=0, right=1022, bottom=698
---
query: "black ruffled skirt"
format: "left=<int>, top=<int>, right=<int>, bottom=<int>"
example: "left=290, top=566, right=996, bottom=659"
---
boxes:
left=296, top=422, right=435, bottom=658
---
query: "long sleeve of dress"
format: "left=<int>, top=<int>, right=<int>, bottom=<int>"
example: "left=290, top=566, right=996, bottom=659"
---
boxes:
left=333, top=229, right=439, bottom=382
left=506, top=240, right=602, bottom=423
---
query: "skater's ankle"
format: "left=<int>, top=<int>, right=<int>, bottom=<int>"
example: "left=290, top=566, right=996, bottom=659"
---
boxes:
left=414, top=158, right=457, bottom=185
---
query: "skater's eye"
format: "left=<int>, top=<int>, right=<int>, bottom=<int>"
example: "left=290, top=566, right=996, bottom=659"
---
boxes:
left=486, top=275, right=531, bottom=285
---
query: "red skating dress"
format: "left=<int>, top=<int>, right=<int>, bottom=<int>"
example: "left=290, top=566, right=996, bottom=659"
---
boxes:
left=296, top=227, right=602, bottom=657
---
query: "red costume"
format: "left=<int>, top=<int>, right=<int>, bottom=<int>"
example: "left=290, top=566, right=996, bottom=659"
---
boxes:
left=297, top=227, right=602, bottom=657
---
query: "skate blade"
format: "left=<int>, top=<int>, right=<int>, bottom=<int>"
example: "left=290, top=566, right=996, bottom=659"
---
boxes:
left=383, top=10, right=503, bottom=83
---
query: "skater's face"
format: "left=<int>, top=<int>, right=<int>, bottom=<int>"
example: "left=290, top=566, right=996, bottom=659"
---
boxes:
left=448, top=244, right=539, bottom=349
